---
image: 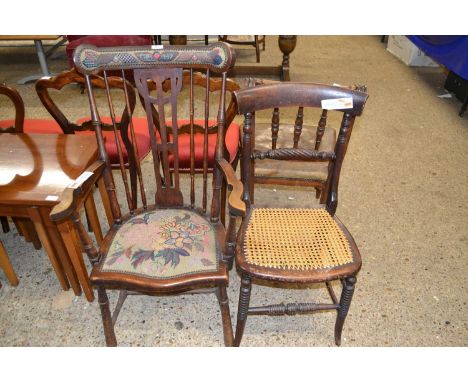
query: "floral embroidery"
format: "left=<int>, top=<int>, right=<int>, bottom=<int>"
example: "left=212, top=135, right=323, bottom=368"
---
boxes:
left=101, top=209, right=218, bottom=278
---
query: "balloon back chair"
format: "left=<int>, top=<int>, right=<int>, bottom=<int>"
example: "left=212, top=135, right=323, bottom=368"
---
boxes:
left=232, top=82, right=368, bottom=346
left=36, top=68, right=152, bottom=208
left=0, top=83, right=43, bottom=249
left=49, top=42, right=245, bottom=346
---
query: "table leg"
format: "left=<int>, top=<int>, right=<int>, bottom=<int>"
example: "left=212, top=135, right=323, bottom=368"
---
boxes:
left=57, top=220, right=95, bottom=302
left=97, top=178, right=114, bottom=228
left=34, top=40, right=50, bottom=76
left=278, top=35, right=297, bottom=81
left=28, top=207, right=70, bottom=291
left=84, top=194, right=103, bottom=245
left=17, top=39, right=52, bottom=84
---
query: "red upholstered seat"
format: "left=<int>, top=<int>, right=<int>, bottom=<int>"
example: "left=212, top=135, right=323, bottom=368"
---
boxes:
left=163, top=119, right=240, bottom=169
left=0, top=119, right=63, bottom=133
left=75, top=116, right=151, bottom=165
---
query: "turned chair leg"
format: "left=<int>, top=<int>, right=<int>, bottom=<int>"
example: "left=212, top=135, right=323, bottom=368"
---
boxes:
left=216, top=285, right=234, bottom=346
left=97, top=286, right=117, bottom=346
left=1, top=216, right=10, bottom=233
left=234, top=274, right=252, bottom=346
left=334, top=276, right=356, bottom=346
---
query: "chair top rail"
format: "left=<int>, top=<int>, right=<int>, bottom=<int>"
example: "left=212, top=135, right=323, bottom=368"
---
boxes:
left=234, top=83, right=369, bottom=116
left=73, top=42, right=236, bottom=75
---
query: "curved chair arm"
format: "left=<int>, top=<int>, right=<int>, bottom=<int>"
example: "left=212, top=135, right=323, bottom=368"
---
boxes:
left=216, top=158, right=245, bottom=217
left=49, top=160, right=106, bottom=222
left=0, top=83, right=25, bottom=133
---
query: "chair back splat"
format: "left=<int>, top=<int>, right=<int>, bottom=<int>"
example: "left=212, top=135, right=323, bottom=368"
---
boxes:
left=51, top=42, right=244, bottom=346
left=74, top=43, right=236, bottom=219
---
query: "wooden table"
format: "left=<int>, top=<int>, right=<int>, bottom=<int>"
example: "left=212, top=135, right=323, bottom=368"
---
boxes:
left=168, top=35, right=297, bottom=81
left=0, top=133, right=99, bottom=299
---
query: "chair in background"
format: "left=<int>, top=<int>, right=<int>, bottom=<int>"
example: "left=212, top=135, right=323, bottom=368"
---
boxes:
left=144, top=70, right=241, bottom=219
left=242, top=78, right=366, bottom=204
left=219, top=35, right=265, bottom=63
left=49, top=42, right=245, bottom=346
left=0, top=83, right=43, bottom=248
left=36, top=69, right=152, bottom=208
left=231, top=82, right=368, bottom=346
left=65, top=35, right=153, bottom=69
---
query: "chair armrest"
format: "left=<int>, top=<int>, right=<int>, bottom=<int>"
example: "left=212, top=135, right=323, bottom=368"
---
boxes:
left=216, top=158, right=245, bottom=217
left=49, top=160, right=106, bottom=222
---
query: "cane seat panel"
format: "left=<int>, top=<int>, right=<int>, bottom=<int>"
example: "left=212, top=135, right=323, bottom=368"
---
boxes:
left=243, top=208, right=354, bottom=271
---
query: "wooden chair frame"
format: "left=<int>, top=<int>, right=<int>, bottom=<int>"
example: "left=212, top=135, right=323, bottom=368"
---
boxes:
left=50, top=42, right=245, bottom=346
left=231, top=82, right=369, bottom=346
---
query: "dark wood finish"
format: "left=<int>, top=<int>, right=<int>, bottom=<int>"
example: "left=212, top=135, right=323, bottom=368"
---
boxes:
left=169, top=35, right=187, bottom=45
left=231, top=82, right=369, bottom=346
left=227, top=35, right=296, bottom=81
left=35, top=68, right=142, bottom=206
left=236, top=82, right=368, bottom=205
left=49, top=43, right=245, bottom=346
left=142, top=69, right=241, bottom=218
left=0, top=83, right=24, bottom=133
left=0, top=133, right=100, bottom=296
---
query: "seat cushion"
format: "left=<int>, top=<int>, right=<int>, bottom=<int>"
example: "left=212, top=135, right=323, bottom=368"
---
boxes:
left=241, top=208, right=357, bottom=273
left=98, top=209, right=220, bottom=279
left=163, top=119, right=240, bottom=169
left=254, top=123, right=336, bottom=182
left=0, top=119, right=63, bottom=134
left=75, top=116, right=151, bottom=165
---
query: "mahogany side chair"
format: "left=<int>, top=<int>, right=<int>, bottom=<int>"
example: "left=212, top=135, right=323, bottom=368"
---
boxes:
left=232, top=82, right=369, bottom=346
left=219, top=35, right=265, bottom=63
left=49, top=42, right=245, bottom=346
left=36, top=68, right=152, bottom=207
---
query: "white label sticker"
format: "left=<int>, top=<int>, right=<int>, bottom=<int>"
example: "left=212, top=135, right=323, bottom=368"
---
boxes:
left=151, top=45, right=163, bottom=50
left=69, top=171, right=94, bottom=189
left=321, top=97, right=353, bottom=110
left=46, top=195, right=59, bottom=201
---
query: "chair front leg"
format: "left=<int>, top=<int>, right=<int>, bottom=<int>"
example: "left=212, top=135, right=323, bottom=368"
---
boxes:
left=334, top=276, right=356, bottom=346
left=216, top=285, right=234, bottom=346
left=97, top=286, right=117, bottom=346
left=234, top=274, right=252, bottom=346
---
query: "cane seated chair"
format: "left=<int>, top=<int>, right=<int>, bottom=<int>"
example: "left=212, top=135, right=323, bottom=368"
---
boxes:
left=49, top=42, right=245, bottom=346
left=232, top=82, right=368, bottom=346
left=36, top=68, right=152, bottom=206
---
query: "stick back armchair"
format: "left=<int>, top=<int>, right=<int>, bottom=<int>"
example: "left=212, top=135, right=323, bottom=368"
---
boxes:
left=50, top=42, right=245, bottom=346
